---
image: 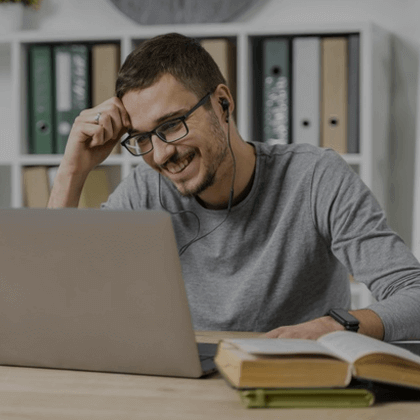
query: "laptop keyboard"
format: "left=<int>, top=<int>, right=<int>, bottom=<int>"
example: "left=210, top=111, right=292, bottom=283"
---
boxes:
left=197, top=342, right=218, bottom=358
left=197, top=342, right=218, bottom=371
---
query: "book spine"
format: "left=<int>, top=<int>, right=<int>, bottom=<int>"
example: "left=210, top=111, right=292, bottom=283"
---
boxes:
left=292, top=37, right=321, bottom=146
left=262, top=38, right=291, bottom=145
left=92, top=44, right=120, bottom=106
left=321, top=37, right=348, bottom=154
left=200, top=38, right=237, bottom=120
left=54, top=45, right=73, bottom=155
left=239, top=388, right=375, bottom=408
left=22, top=166, right=50, bottom=208
left=92, top=43, right=121, bottom=154
left=54, top=44, right=90, bottom=155
left=28, top=45, right=54, bottom=154
left=71, top=44, right=90, bottom=146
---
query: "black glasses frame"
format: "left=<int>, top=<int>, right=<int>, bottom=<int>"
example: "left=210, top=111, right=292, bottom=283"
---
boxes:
left=121, top=92, right=212, bottom=156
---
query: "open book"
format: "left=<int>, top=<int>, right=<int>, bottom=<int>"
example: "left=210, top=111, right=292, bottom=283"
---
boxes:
left=214, top=331, right=420, bottom=389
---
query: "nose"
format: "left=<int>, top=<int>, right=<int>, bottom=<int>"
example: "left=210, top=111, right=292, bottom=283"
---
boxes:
left=151, top=135, right=176, bottom=167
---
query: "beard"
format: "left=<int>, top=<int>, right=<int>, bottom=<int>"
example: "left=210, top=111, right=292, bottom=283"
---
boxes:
left=168, top=110, right=229, bottom=198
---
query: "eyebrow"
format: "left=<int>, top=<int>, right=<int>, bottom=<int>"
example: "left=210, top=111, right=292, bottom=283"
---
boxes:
left=128, top=108, right=189, bottom=136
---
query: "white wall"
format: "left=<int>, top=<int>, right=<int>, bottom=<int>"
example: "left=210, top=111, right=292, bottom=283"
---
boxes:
left=13, top=0, right=420, bottom=252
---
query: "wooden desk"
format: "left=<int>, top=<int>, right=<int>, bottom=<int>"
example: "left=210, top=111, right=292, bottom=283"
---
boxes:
left=0, top=331, right=419, bottom=419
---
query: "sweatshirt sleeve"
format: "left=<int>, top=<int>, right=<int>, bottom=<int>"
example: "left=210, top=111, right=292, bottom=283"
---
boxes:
left=311, top=149, right=420, bottom=341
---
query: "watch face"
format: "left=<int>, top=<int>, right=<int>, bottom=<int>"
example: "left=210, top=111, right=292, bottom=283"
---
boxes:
left=328, top=309, right=360, bottom=331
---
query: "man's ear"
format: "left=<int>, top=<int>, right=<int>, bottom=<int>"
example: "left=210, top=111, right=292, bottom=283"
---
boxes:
left=213, top=84, right=234, bottom=122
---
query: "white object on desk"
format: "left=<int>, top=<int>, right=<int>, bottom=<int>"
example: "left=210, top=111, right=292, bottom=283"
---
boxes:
left=413, top=69, right=420, bottom=260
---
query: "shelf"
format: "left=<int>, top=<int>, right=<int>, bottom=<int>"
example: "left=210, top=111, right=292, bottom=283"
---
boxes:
left=18, top=154, right=125, bottom=166
left=0, top=22, right=390, bottom=212
left=0, top=21, right=391, bottom=310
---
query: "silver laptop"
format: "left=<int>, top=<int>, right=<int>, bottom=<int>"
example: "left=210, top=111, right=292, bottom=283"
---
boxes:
left=0, top=208, right=216, bottom=377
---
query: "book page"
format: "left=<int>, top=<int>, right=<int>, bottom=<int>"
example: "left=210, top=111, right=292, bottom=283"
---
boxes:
left=225, top=338, right=340, bottom=359
left=319, top=331, right=420, bottom=365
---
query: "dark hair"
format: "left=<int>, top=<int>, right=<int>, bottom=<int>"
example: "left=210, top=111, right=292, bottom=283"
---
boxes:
left=115, top=33, right=226, bottom=104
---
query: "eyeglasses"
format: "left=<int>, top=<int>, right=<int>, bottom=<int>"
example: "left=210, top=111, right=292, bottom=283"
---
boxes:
left=121, top=92, right=212, bottom=156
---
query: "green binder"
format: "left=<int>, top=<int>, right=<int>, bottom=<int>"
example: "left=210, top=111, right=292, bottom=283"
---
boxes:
left=54, top=44, right=90, bottom=154
left=28, top=45, right=54, bottom=154
left=239, top=388, right=375, bottom=409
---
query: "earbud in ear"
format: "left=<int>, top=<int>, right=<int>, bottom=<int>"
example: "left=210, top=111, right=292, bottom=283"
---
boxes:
left=221, top=99, right=229, bottom=112
left=220, top=99, right=230, bottom=123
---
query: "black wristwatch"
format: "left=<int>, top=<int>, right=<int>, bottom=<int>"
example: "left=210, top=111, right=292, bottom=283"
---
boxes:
left=327, top=309, right=360, bottom=332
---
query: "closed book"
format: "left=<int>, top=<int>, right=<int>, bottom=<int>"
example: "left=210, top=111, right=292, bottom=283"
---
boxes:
left=238, top=387, right=375, bottom=408
left=54, top=45, right=90, bottom=154
left=347, top=34, right=360, bottom=154
left=92, top=43, right=121, bottom=154
left=22, top=166, right=50, bottom=208
left=321, top=37, right=348, bottom=154
left=200, top=38, right=236, bottom=119
left=292, top=37, right=321, bottom=146
left=78, top=167, right=111, bottom=209
left=262, top=38, right=290, bottom=145
left=28, top=45, right=54, bottom=154
left=214, top=331, right=420, bottom=390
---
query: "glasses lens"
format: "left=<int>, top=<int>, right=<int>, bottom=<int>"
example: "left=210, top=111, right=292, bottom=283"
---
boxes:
left=124, top=134, right=152, bottom=156
left=157, top=119, right=188, bottom=142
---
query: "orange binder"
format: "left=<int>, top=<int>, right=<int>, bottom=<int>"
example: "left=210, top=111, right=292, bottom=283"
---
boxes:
left=92, top=43, right=121, bottom=154
left=321, top=38, right=348, bottom=154
left=200, top=38, right=236, bottom=119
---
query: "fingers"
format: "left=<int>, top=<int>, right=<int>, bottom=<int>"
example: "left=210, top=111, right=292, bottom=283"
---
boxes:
left=74, top=120, right=105, bottom=148
left=75, top=97, right=131, bottom=147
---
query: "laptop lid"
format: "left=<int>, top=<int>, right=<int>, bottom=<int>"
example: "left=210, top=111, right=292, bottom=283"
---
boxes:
left=0, top=208, right=204, bottom=378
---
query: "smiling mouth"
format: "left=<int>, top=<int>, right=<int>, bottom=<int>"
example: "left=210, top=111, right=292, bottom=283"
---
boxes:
left=164, top=152, right=196, bottom=175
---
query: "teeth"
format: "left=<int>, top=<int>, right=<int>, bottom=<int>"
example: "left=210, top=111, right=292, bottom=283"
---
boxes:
left=166, top=156, right=192, bottom=174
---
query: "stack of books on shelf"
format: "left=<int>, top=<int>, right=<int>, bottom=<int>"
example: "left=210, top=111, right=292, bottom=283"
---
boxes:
left=22, top=166, right=111, bottom=209
left=253, top=34, right=359, bottom=153
left=214, top=331, right=420, bottom=408
left=27, top=42, right=121, bottom=155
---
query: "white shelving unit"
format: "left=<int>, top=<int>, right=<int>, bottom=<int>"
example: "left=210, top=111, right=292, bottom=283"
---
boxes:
left=0, top=22, right=391, bottom=308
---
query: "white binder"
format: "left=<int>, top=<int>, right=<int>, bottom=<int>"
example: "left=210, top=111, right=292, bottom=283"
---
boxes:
left=292, top=37, right=320, bottom=146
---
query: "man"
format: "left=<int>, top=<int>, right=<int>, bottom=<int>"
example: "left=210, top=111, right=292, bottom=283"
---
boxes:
left=48, top=33, right=420, bottom=342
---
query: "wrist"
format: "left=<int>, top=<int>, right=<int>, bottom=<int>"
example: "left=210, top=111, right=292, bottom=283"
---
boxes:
left=48, top=165, right=89, bottom=208
left=321, top=315, right=346, bottom=332
left=326, top=309, right=360, bottom=332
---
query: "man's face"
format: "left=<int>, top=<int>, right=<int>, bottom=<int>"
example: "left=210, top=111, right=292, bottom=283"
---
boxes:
left=122, top=74, right=230, bottom=199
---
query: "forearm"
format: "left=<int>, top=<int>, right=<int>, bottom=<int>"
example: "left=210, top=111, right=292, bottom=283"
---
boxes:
left=48, top=165, right=89, bottom=208
left=47, top=96, right=130, bottom=209
left=349, top=309, right=384, bottom=339
left=310, top=309, right=385, bottom=340
left=265, top=309, right=385, bottom=340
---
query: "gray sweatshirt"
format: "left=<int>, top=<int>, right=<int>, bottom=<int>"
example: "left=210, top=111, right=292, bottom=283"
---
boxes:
left=103, top=142, right=420, bottom=341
